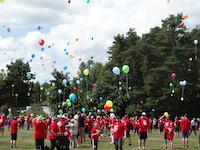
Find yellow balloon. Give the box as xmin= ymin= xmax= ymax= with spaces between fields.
xmin=83 ymin=69 xmax=89 ymax=76
xmin=106 ymin=100 xmax=113 ymax=107
xmin=164 ymin=112 xmax=169 ymax=117
xmin=0 ymin=0 xmax=5 ymax=3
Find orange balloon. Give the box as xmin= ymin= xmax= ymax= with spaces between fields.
xmin=183 ymin=15 xmax=188 ymax=20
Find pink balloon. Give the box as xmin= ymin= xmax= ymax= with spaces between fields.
xmin=171 ymin=73 xmax=176 ymax=79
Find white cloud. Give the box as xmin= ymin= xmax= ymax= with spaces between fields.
xmin=0 ymin=0 xmax=200 ymax=82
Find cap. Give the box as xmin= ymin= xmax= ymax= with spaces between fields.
xmin=141 ymin=112 xmax=146 ymax=116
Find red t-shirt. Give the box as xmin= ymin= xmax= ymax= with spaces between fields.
xmin=88 ymin=119 xmax=95 ymax=131
xmin=113 ymin=122 xmax=125 ymax=139
xmin=91 ymin=127 xmax=99 ymax=140
xmin=59 ymin=120 xmax=67 ymax=135
xmin=124 ymin=119 xmax=131 ymax=131
xmin=34 ymin=121 xmax=47 ymax=139
xmin=165 ymin=125 xmax=174 ymax=140
xmin=180 ymin=118 xmax=191 ymax=133
xmin=138 ymin=117 xmax=148 ymax=132
xmin=10 ymin=120 xmax=18 ymax=134
xmin=49 ymin=122 xmax=59 ymax=139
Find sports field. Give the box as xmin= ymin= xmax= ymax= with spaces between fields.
xmin=0 ymin=128 xmax=199 ymax=150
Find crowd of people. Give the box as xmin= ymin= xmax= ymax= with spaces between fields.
xmin=0 ymin=111 xmax=200 ymax=150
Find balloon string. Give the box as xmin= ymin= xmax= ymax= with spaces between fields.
xmin=181 ymin=86 xmax=184 ymax=97
xmin=119 ymin=75 xmax=130 ymax=99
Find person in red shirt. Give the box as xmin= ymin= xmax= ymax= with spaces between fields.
xmin=88 ymin=116 xmax=95 ymax=138
xmin=180 ymin=113 xmax=191 ymax=148
xmin=113 ymin=117 xmax=125 ymax=150
xmin=174 ymin=116 xmax=180 ymax=136
xmin=123 ymin=115 xmax=132 ymax=145
xmin=49 ymin=117 xmax=59 ymax=150
xmin=198 ymin=123 xmax=200 ymax=147
xmin=164 ymin=121 xmax=174 ymax=149
xmin=34 ymin=116 xmax=47 ymax=150
xmin=138 ymin=112 xmax=148 ymax=150
xmin=0 ymin=114 xmax=6 ymax=136
xmin=10 ymin=117 xmax=18 ymax=149
xmin=91 ymin=123 xmax=100 ymax=150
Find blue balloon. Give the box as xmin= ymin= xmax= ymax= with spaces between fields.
xmin=82 ymin=107 xmax=86 ymax=112
xmin=76 ymin=80 xmax=80 ymax=85
xmin=69 ymin=93 xmax=76 ymax=102
xmin=63 ymin=66 xmax=67 ymax=70
xmin=112 ymin=67 xmax=120 ymax=75
xmin=41 ymin=47 xmax=45 ymax=51
xmin=63 ymin=79 xmax=67 ymax=85
xmin=31 ymin=54 xmax=35 ymax=58
xmin=80 ymin=77 xmax=83 ymax=81
xmin=64 ymin=48 xmax=67 ymax=52
xmin=99 ymin=97 xmax=103 ymax=102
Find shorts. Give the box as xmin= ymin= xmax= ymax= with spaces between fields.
xmin=80 ymin=127 xmax=85 ymax=136
xmin=126 ymin=131 xmax=130 ymax=137
xmin=11 ymin=134 xmax=17 ymax=140
xmin=139 ymin=132 xmax=147 ymax=139
xmin=182 ymin=132 xmax=189 ymax=139
xmin=92 ymin=139 xmax=98 ymax=149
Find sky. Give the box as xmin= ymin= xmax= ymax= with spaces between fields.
xmin=0 ymin=0 xmax=200 ymax=83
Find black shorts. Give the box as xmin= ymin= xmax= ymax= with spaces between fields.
xmin=92 ymin=139 xmax=98 ymax=149
xmin=139 ymin=132 xmax=147 ymax=139
xmin=11 ymin=134 xmax=17 ymax=140
xmin=126 ymin=131 xmax=130 ymax=137
xmin=182 ymin=132 xmax=189 ymax=139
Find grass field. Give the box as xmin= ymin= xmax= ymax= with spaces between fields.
xmin=0 ymin=128 xmax=199 ymax=150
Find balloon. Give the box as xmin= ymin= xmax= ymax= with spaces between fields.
xmin=80 ymin=77 xmax=83 ymax=81
xmin=69 ymin=93 xmax=76 ymax=102
xmin=92 ymin=83 xmax=97 ymax=88
xmin=73 ymin=87 xmax=77 ymax=91
xmin=31 ymin=54 xmax=35 ymax=58
xmin=152 ymin=109 xmax=155 ymax=112
xmin=104 ymin=105 xmax=111 ymax=111
xmin=40 ymin=87 xmax=44 ymax=91
xmin=59 ymin=109 xmax=63 ymax=115
xmin=183 ymin=15 xmax=188 ymax=20
xmin=180 ymin=22 xmax=185 ymax=27
xmin=128 ymin=87 xmax=132 ymax=90
xmin=99 ymin=97 xmax=103 ymax=102
xmin=194 ymin=40 xmax=198 ymax=45
xmin=106 ymin=100 xmax=113 ymax=107
xmin=67 ymin=101 xmax=71 ymax=107
xmin=69 ymin=81 xmax=74 ymax=86
xmin=112 ymin=67 xmax=120 ymax=75
xmin=82 ymin=108 xmax=86 ymax=113
xmin=58 ymin=89 xmax=62 ymax=94
xmin=63 ymin=66 xmax=67 ymax=70
xmin=63 ymin=79 xmax=67 ymax=85
xmin=76 ymin=80 xmax=80 ymax=85
xmin=97 ymin=109 xmax=101 ymax=113
xmin=64 ymin=48 xmax=67 ymax=52
xmin=94 ymin=107 xmax=97 ymax=110
xmin=171 ymin=73 xmax=176 ymax=79
xmin=83 ymin=69 xmax=89 ymax=76
xmin=122 ymin=65 xmax=130 ymax=74
xmin=110 ymin=108 xmax=114 ymax=113
xmin=179 ymin=81 xmax=183 ymax=86
xmin=40 ymin=47 xmax=45 ymax=51
xmin=52 ymin=82 xmax=55 ymax=87
xmin=169 ymin=83 xmax=173 ymax=87
xmin=66 ymin=99 xmax=71 ymax=103
xmin=0 ymin=0 xmax=5 ymax=3
xmin=164 ymin=112 xmax=169 ymax=117
xmin=182 ymin=80 xmax=187 ymax=86
xmin=39 ymin=39 xmax=45 ymax=46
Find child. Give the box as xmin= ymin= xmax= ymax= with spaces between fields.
xmin=91 ymin=123 xmax=100 ymax=150
xmin=165 ymin=122 xmax=174 ymax=150
xmin=10 ymin=117 xmax=18 ymax=149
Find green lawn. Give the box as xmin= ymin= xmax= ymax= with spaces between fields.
xmin=0 ymin=128 xmax=199 ymax=150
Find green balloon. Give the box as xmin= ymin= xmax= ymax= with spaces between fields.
xmin=110 ymin=108 xmax=114 ymax=113
xmin=66 ymin=99 xmax=71 ymax=103
xmin=59 ymin=109 xmax=63 ymax=115
xmin=122 ymin=65 xmax=130 ymax=74
xmin=67 ymin=102 xmax=71 ymax=107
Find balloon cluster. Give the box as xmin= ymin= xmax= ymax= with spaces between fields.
xmin=104 ymin=100 xmax=113 ymax=111
xmin=112 ymin=65 xmax=130 ymax=75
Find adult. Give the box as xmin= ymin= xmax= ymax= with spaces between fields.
xmin=123 ymin=115 xmax=132 ymax=145
xmin=49 ymin=117 xmax=59 ymax=150
xmin=0 ymin=114 xmax=6 ymax=136
xmin=78 ymin=113 xmax=86 ymax=143
xmin=138 ymin=112 xmax=149 ymax=150
xmin=34 ymin=116 xmax=47 ymax=150
xmin=10 ymin=116 xmax=18 ymax=149
xmin=113 ymin=117 xmax=125 ymax=150
xmin=180 ymin=113 xmax=191 ymax=148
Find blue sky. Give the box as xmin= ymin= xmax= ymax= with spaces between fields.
xmin=0 ymin=0 xmax=200 ymax=82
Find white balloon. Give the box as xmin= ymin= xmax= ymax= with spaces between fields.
xmin=182 ymin=80 xmax=187 ymax=86
xmin=194 ymin=40 xmax=198 ymax=45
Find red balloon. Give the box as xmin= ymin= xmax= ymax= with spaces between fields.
xmin=92 ymin=83 xmax=97 ymax=88
xmin=39 ymin=39 xmax=45 ymax=46
xmin=73 ymin=87 xmax=77 ymax=91
xmin=104 ymin=105 xmax=111 ymax=111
